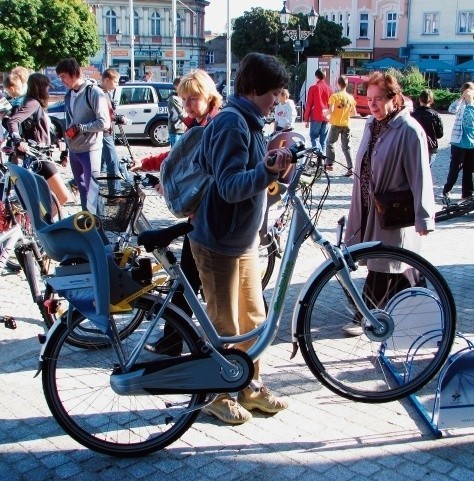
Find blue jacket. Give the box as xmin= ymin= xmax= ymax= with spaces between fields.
xmin=188 ymin=95 xmax=278 ymax=256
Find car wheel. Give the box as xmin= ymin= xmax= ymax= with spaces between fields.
xmin=149 ymin=121 xmax=170 ymax=147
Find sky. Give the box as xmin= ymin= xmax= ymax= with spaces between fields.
xmin=204 ymin=0 xmax=281 ymax=33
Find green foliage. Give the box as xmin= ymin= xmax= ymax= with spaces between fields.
xmin=0 ymin=0 xmax=99 ymax=70
xmin=388 ymin=66 xmax=458 ymax=110
xmin=231 ymin=8 xmax=350 ymax=64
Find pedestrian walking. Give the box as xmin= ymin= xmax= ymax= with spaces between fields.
xmin=325 ymin=75 xmax=356 ymax=175
xmin=442 ymin=82 xmax=474 ymax=200
xmin=303 ymin=68 xmax=332 ymax=154
xmin=411 ymin=89 xmax=444 ymax=166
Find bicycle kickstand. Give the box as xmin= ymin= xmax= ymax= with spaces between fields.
xmin=1 ymin=315 xmax=17 ymax=329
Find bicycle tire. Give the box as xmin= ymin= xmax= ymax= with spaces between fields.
xmin=260 ymin=240 xmax=277 ymax=290
xmin=42 ymin=300 xmax=206 ymax=457
xmin=435 ymin=201 xmax=474 ymax=223
xmin=2 ymin=208 xmax=33 ymax=272
xmin=297 ymin=243 xmax=456 ymax=403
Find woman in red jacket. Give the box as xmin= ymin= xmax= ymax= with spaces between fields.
xmin=133 ymin=70 xmax=223 ymax=355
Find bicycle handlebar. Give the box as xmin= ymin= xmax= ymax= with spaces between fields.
xmin=266 ymin=142 xmax=327 ymax=167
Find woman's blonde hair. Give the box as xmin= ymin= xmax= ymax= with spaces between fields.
xmin=279 ymin=89 xmax=290 ymax=100
xmin=177 ymin=69 xmax=223 ymax=110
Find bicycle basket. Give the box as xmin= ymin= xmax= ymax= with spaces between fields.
xmin=96 ymin=177 xmax=140 ymax=232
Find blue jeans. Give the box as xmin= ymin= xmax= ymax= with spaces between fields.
xmin=101 ymin=134 xmax=121 ymax=177
xmin=309 ymin=120 xmax=329 ymax=152
xmin=69 ymin=150 xmax=102 ymax=210
xmin=443 ymin=145 xmax=474 ymax=198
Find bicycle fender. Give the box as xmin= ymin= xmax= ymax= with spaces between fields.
xmin=110 ymin=348 xmax=254 ymax=395
xmin=290 ymin=241 xmax=382 ymax=348
xmin=35 ymin=318 xmax=64 ymax=377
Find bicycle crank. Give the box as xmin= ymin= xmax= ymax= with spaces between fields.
xmin=110 ymin=348 xmax=254 ymax=396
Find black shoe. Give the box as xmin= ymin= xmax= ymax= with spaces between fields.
xmin=145 ymin=334 xmax=183 ymax=356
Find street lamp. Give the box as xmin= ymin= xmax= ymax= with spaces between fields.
xmin=279 ymin=1 xmax=319 ymax=102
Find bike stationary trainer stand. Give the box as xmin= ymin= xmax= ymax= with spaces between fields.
xmin=380 ymin=288 xmax=474 ymax=438
xmin=407 ymin=333 xmax=474 ymax=438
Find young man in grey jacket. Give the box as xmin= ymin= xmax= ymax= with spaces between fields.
xmin=56 ymin=58 xmax=110 ymax=209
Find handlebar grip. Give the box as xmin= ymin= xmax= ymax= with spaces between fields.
xmin=266 ymin=142 xmax=306 ymax=167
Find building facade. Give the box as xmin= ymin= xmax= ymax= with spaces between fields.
xmin=87 ymin=0 xmax=209 ymax=80
xmin=287 ymin=0 xmax=474 ymax=86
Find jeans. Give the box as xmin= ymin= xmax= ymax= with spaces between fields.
xmin=309 ymin=120 xmax=329 ymax=152
xmin=189 ymin=240 xmax=265 ymax=380
xmin=101 ymin=134 xmax=121 ymax=177
xmin=69 ymin=149 xmax=102 ymax=210
xmin=325 ymin=125 xmax=353 ymax=169
xmin=443 ymin=145 xmax=474 ymax=198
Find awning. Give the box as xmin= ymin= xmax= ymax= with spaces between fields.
xmin=364 ymin=58 xmax=405 ymax=70
xmin=411 ymin=59 xmax=453 ymax=73
xmin=454 ymin=60 xmax=474 ymax=73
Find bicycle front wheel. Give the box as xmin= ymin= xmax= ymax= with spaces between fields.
xmin=297 ymin=243 xmax=456 ymax=403
xmin=42 ymin=301 xmax=206 ymax=457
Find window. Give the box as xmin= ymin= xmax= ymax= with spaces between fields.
xmin=177 ymin=60 xmax=184 ymax=76
xmin=151 ymin=12 xmax=161 ymax=36
xmin=105 ymin=9 xmax=117 ymax=35
xmin=134 ymin=10 xmax=139 ymax=36
xmin=423 ymin=12 xmax=439 ymax=34
xmin=386 ymin=12 xmax=397 ymax=38
xmin=347 ymin=13 xmax=350 ymax=36
xmin=458 ymin=11 xmax=474 ymax=34
xmin=176 ymin=14 xmax=182 ymax=37
xmin=332 ymin=14 xmax=336 ymax=23
xmin=205 ymin=51 xmax=215 ymax=64
xmin=359 ymin=13 xmax=369 ymax=37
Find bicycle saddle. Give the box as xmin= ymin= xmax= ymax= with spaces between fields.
xmin=138 ymin=222 xmax=193 ymax=252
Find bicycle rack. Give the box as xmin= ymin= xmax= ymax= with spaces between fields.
xmin=379 ymin=289 xmax=474 ymax=438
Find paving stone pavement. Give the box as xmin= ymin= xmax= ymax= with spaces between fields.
xmin=1 ymin=113 xmax=474 ymax=480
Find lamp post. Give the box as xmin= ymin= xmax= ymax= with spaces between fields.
xmin=279 ymin=1 xmax=318 ymax=102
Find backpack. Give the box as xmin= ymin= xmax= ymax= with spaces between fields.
xmin=160 ymin=107 xmax=245 ymax=218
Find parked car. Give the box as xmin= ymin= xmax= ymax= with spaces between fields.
xmin=346 ymin=75 xmax=413 ymax=117
xmin=47 ymin=81 xmax=175 ymax=147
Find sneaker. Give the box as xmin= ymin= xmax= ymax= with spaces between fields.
xmin=325 ymin=164 xmax=334 ymax=171
xmin=342 ymin=169 xmax=353 ymax=177
xmin=144 ymin=333 xmax=183 ymax=356
xmin=201 ymin=394 xmax=252 ymax=424
xmin=237 ymin=385 xmax=288 ymax=414
xmin=342 ymin=322 xmax=363 ymax=337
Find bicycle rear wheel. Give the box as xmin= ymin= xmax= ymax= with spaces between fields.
xmin=297 ymin=244 xmax=456 ymax=403
xmin=259 ymin=238 xmax=277 ymax=289
xmin=42 ymin=300 xmax=206 ymax=457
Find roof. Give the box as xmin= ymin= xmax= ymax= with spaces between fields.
xmin=365 ymin=58 xmax=405 ymax=70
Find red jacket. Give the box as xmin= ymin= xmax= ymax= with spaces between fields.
xmin=140 ymin=107 xmax=220 ymax=171
xmin=303 ymin=79 xmax=332 ymax=122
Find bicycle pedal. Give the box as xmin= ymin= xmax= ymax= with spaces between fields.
xmin=1 ymin=316 xmax=17 ymax=329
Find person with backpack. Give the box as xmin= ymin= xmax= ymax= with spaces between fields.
xmin=167 ymin=76 xmax=186 ymax=147
xmin=56 ymin=58 xmax=110 ymax=210
xmin=133 ymin=70 xmax=223 ymax=356
xmin=7 ymin=73 xmax=69 ymax=208
xmin=411 ymin=89 xmax=444 ymax=166
xmin=188 ymin=53 xmax=293 ymax=424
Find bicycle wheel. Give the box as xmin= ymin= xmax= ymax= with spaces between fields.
xmin=41 ymin=289 xmax=146 ymax=349
xmin=42 ymin=301 xmax=206 ymax=457
xmin=259 ymin=237 xmax=277 ymax=289
xmin=297 ymin=243 xmax=456 ymax=403
xmin=435 ymin=201 xmax=474 ymax=223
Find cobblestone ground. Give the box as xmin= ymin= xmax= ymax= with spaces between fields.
xmin=1 ymin=113 xmax=474 ymax=481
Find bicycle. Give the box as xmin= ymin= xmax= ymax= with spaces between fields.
xmin=435 ymin=195 xmax=474 ymax=223
xmin=30 ymin=141 xmax=456 ymax=457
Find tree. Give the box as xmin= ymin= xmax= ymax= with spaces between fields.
xmin=0 ymin=0 xmax=99 ymax=70
xmin=231 ymin=8 xmax=350 ymax=64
